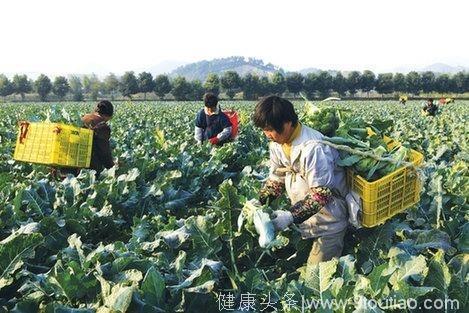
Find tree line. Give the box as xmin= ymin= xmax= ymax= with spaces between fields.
xmin=0 ymin=70 xmax=468 ymax=101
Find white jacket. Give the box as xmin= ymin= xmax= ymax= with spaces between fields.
xmin=268 ymin=125 xmax=348 ymax=238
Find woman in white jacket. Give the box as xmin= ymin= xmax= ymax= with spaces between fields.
xmin=253 ymin=95 xmax=348 ymax=266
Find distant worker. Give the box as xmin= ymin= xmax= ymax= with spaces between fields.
xmin=194 ymin=92 xmax=233 ymax=146
xmin=422 ymin=98 xmax=438 ymax=117
xmin=439 ymin=97 xmax=454 ymax=105
xmin=399 ymin=95 xmax=407 ymax=105
xmin=52 ymin=100 xmax=115 ymax=178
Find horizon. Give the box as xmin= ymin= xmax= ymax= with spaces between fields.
xmin=2 ymin=57 xmax=468 ymax=80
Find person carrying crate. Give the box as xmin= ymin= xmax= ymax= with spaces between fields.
xmin=82 ymin=100 xmax=115 ymax=173
xmin=194 ymin=92 xmax=235 ymax=146
xmin=53 ymin=100 xmax=115 ymax=178
xmin=252 ymin=95 xmax=348 ymax=266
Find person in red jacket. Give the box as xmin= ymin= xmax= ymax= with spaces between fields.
xmin=194 ymin=93 xmax=232 ymax=145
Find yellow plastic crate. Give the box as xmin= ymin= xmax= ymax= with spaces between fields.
xmin=14 ymin=122 xmax=93 ymax=168
xmin=347 ymin=134 xmax=424 ymax=228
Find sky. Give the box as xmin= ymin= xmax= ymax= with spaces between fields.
xmin=1 ymin=0 xmax=468 ymax=76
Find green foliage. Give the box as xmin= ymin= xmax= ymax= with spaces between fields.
xmin=1 ymin=70 xmax=469 ymax=102
xmin=0 ymin=100 xmax=467 ymax=311
xmin=68 ymin=75 xmax=84 ymax=101
xmin=103 ymin=73 xmax=120 ymax=100
xmin=82 ymin=74 xmax=102 ymax=101
xmin=154 ymin=74 xmax=172 ymax=99
xmin=171 ymin=76 xmax=192 ymax=100
xmin=405 ymin=71 xmax=421 ymax=95
xmin=34 ymin=74 xmax=52 ymax=101
xmin=258 ymin=76 xmax=272 ymax=97
xmin=360 ymin=70 xmax=376 ymax=94
xmin=317 ymin=71 xmax=334 ymax=98
xmin=286 ymin=72 xmax=304 ymax=96
xmin=203 ymin=73 xmax=220 ymax=95
xmin=12 ymin=74 xmax=32 ymax=100
xmin=303 ymin=72 xmax=320 ymax=99
xmin=242 ymin=73 xmax=260 ymax=100
xmin=119 ymin=71 xmax=139 ymax=99
xmin=0 ymin=74 xmax=14 ymax=98
xmin=220 ymin=71 xmax=242 ymax=99
xmin=333 ymin=72 xmax=348 ymax=97
xmin=451 ymin=71 xmax=469 ymax=93
xmin=392 ymin=73 xmax=407 ymax=93
xmin=191 ymin=80 xmax=205 ymax=101
xmin=0 ymin=231 xmax=43 ymax=289
xmin=52 ymin=76 xmax=70 ymax=100
xmin=421 ymin=71 xmax=436 ymax=93
xmin=302 ymin=102 xmax=340 ymax=137
xmin=375 ymin=73 xmax=394 ymax=95
xmin=137 ymin=72 xmax=155 ymax=100
xmin=347 ymin=71 xmax=361 ymax=96
xmin=435 ymin=74 xmax=453 ymax=93
xmin=270 ymin=71 xmax=287 ymax=96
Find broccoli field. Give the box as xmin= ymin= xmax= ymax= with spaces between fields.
xmin=0 ymin=100 xmax=467 ymax=312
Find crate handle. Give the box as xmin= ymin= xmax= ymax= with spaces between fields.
xmin=19 ymin=121 xmax=30 ymax=144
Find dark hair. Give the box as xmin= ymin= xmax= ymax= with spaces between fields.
xmin=203 ymin=92 xmax=218 ymax=108
xmin=253 ymin=95 xmax=298 ymax=133
xmin=427 ymin=98 xmax=434 ymax=103
xmin=95 ymin=100 xmax=114 ymax=116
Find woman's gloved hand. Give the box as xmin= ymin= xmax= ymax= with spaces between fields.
xmin=271 ymin=210 xmax=293 ymax=231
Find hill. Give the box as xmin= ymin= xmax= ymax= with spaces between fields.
xmin=169 ymin=56 xmax=283 ymax=81
xmin=392 ymin=63 xmax=469 ymax=74
xmin=421 ymin=63 xmax=468 ymax=74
